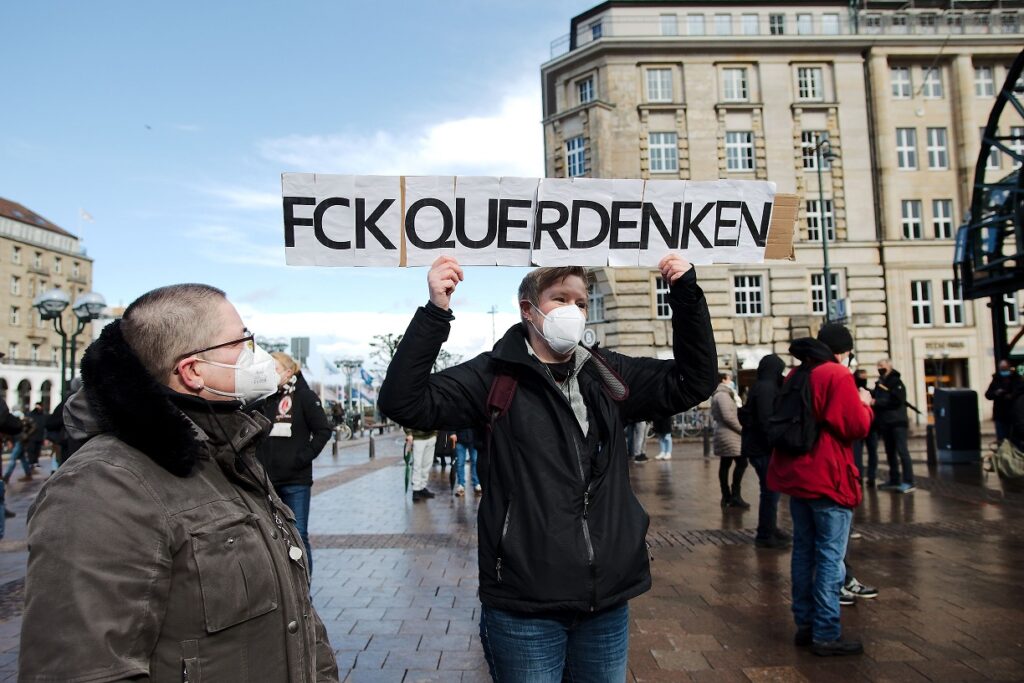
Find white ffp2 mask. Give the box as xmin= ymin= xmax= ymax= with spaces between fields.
xmin=197 ymin=344 xmax=279 ymax=405
xmin=530 ymin=303 xmax=586 ymax=356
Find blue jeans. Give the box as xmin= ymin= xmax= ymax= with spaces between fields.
xmin=749 ymin=456 xmax=780 ymax=541
xmin=455 ymin=443 xmax=479 ymax=487
xmin=3 ymin=441 xmax=30 ymax=480
xmin=274 ymin=484 xmax=312 ymax=575
xmin=790 ymin=497 xmax=852 ymax=642
xmin=479 ymin=603 xmax=629 ymax=682
xmin=658 ymin=433 xmax=672 ymax=454
xmin=0 ymin=478 xmax=5 ymax=539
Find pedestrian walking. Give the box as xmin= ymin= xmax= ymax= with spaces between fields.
xmin=873 ymin=359 xmax=915 ymax=493
xmin=627 ymin=421 xmax=650 ymax=462
xmin=2 ymin=411 xmax=33 ymax=484
xmin=379 ymin=255 xmax=716 ymax=681
xmin=405 ymin=428 xmax=438 ymax=501
xmin=653 ymin=414 xmax=674 ymax=460
xmin=255 ymin=351 xmax=333 ymax=576
xmin=741 ymin=354 xmax=789 ymax=547
xmin=712 ymin=372 xmax=749 ymax=509
xmin=985 ymin=360 xmax=1021 ymax=443
xmin=454 ymin=426 xmax=482 ymax=496
xmin=852 ymin=369 xmax=880 ymax=487
xmin=768 ymin=322 xmax=873 ymax=657
xmin=25 ymin=403 xmax=46 ymax=468
xmin=20 ymin=283 xmax=338 ymax=682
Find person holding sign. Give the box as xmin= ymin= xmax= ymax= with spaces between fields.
xmin=379 ymin=254 xmax=716 ymax=682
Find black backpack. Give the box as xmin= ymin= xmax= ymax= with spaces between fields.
xmin=765 ymin=363 xmax=820 ymax=456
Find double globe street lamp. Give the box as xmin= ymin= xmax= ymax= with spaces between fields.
xmin=32 ymin=288 xmax=107 ymax=399
xmin=813 ymin=137 xmax=840 ymax=323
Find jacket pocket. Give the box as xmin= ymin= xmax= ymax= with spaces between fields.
xmin=182 ymin=639 xmax=201 ymax=682
xmin=190 ymin=513 xmax=279 ymax=633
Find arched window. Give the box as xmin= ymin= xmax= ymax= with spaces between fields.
xmin=0 ymin=378 xmax=7 ymax=405
xmin=40 ymin=380 xmax=53 ymax=412
xmin=17 ymin=379 xmax=31 ymax=412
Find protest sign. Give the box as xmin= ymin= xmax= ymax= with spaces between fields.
xmin=282 ymin=174 xmax=796 ymax=267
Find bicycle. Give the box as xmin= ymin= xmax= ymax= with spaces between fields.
xmin=677 ymin=408 xmax=710 ymax=437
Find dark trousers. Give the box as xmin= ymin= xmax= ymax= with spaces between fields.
xmin=749 ymin=455 xmax=779 ymax=540
xmin=718 ymin=456 xmax=747 ymax=500
xmin=881 ymin=426 xmax=914 ymax=485
xmin=852 ymin=429 xmax=879 ymax=482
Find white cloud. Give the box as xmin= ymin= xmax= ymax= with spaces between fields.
xmin=185 ymin=223 xmax=285 ymax=267
xmin=203 ymin=186 xmax=280 ymax=210
xmin=257 ymin=82 xmax=544 ymax=177
xmin=234 ymin=306 xmax=520 ymax=380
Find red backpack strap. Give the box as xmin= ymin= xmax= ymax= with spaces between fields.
xmin=486 ymin=368 xmax=518 ymax=420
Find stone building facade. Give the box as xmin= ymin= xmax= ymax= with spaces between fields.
xmin=0 ymin=198 xmax=94 ymax=411
xmin=542 ymin=0 xmax=1024 ymax=421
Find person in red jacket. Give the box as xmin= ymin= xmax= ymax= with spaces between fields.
xmin=768 ymin=323 xmax=873 ymax=657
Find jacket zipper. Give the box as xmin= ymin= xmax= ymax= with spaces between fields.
xmin=496 ymin=503 xmax=513 ymax=583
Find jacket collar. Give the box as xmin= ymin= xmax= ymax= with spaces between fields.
xmin=77 ymin=319 xmax=268 ymax=477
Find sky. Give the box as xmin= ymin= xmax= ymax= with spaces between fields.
xmin=1 ymin=0 xmax=597 ymax=381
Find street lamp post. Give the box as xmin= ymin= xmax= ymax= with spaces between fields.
xmin=334 ymin=358 xmax=363 ymax=423
xmin=814 ymin=138 xmax=840 ymax=322
xmin=33 ymin=289 xmax=107 ymax=399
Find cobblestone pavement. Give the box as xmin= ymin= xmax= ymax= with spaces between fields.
xmin=1 ymin=429 xmax=1022 ymax=681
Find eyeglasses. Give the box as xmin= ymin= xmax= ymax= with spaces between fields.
xmin=178 ymin=329 xmax=255 ymax=362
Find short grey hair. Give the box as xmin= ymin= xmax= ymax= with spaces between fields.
xmin=121 ymin=284 xmax=227 ymax=382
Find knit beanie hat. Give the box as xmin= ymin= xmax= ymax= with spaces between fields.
xmin=817 ymin=323 xmax=854 ymax=354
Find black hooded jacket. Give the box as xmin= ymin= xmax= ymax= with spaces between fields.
xmin=256 ymin=374 xmax=332 ymax=487
xmin=378 ymin=270 xmax=717 ymax=614
xmin=873 ymin=369 xmax=908 ymax=428
xmin=740 ymin=354 xmax=786 ymax=460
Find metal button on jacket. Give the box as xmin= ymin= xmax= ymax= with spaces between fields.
xmin=287 ymin=620 xmax=298 ymax=633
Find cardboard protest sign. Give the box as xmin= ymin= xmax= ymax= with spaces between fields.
xmin=282 ymin=173 xmax=796 ymax=266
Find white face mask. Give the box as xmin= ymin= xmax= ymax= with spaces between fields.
xmin=529 ymin=303 xmax=586 ymax=356
xmin=197 ymin=344 xmax=279 ymax=405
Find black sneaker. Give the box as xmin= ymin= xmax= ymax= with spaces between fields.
xmin=634 ymin=453 xmax=649 ymax=463
xmin=421 ymin=488 xmax=436 ymax=499
xmin=839 ymin=589 xmax=856 ymax=606
xmin=772 ymin=528 xmax=792 ymax=542
xmin=844 ymin=577 xmax=878 ymax=599
xmin=811 ymin=639 xmax=864 ymax=656
xmin=412 ymin=489 xmax=426 ymax=502
xmin=755 ymin=536 xmax=790 ymax=549
xmin=794 ymin=626 xmax=812 ymax=647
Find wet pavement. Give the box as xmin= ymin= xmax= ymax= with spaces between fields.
xmin=1 ymin=428 xmax=1022 ymax=682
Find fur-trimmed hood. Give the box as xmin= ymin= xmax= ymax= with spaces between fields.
xmin=67 ymin=319 xmax=265 ymax=477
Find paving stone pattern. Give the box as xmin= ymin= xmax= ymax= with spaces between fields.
xmin=0 ymin=431 xmax=1022 ymax=681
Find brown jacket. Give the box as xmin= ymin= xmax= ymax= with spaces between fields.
xmin=19 ymin=320 xmax=338 ymax=682
xmin=711 ymin=383 xmax=742 ymax=458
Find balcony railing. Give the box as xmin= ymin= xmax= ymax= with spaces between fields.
xmin=551 ymin=9 xmax=1022 ymax=58
xmin=0 ymin=359 xmax=59 ymax=368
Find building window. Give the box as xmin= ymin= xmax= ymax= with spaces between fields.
xmin=725 ymin=131 xmax=754 ymax=171
xmin=1005 ymin=292 xmax=1020 ymax=325
xmin=910 ymin=281 xmax=933 ymax=326
xmin=590 ymin=21 xmax=602 ymax=40
xmin=1010 ymin=125 xmax=1023 ymax=169
xmin=796 ymin=13 xmax=812 ymax=34
xmin=769 ymin=13 xmax=785 ymax=35
xmin=806 ymin=199 xmax=835 ymax=241
xmin=722 ymin=67 xmax=748 ymax=101
xmin=733 ymin=275 xmax=764 ymax=316
xmin=918 ymin=12 xmax=938 ymax=33
xmin=891 ymin=66 xmax=912 ymax=98
xmin=566 ymin=136 xmax=586 ymax=177
xmin=687 ymin=14 xmax=705 ymax=36
xmin=864 ymin=14 xmax=883 ymax=34
xmin=7 ymin=343 xmax=17 ymax=360
xmin=11 ymin=246 xmax=20 ymax=264
xmin=901 ymin=200 xmax=923 ymax=239
xmin=10 ymin=276 xmax=19 ymax=296
xmin=921 ymin=67 xmax=944 ymax=98
xmin=714 ymin=13 xmax=731 ymax=35
xmin=54 ymin=257 xmax=62 ymax=274
xmin=9 ymin=306 xmax=19 ymax=326
xmin=577 ymin=77 xmax=594 ymax=105
xmin=942 ymin=280 xmax=965 ymax=326
xmin=797 ymin=67 xmax=823 ymax=101
xmin=587 ymin=284 xmax=604 ymax=323
xmin=926 ymin=127 xmax=948 ymax=169
xmin=891 ymin=13 xmax=909 ymax=34
xmin=801 ymin=131 xmax=830 ymax=170
xmin=821 ymin=13 xmax=840 ymax=34
xmin=741 ymin=13 xmax=759 ymax=35
xmin=896 ymin=128 xmax=918 ymax=169
xmin=983 ymin=127 xmax=1001 ymax=169
xmin=648 ymin=132 xmax=679 ymax=172
xmin=933 ymin=199 xmax=954 ymax=238
xmin=654 ymin=277 xmax=671 ymax=319
xmin=660 ymin=14 xmax=678 ymax=36
xmin=975 ymin=65 xmax=995 ymax=97
xmin=36 ymin=309 xmax=44 ymax=328
xmin=30 ymin=344 xmax=40 ymax=362
xmin=810 ymin=273 xmax=841 ymax=316
xmin=33 ymin=252 xmax=42 ymax=268
xmin=646 ymin=68 xmax=673 ymax=102
xmin=1000 ymin=12 xmax=1021 ymax=33
xmin=72 ymin=261 xmax=81 ymax=277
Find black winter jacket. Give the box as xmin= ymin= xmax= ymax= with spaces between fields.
xmin=740 ymin=354 xmax=785 ymax=460
xmin=378 ymin=270 xmax=716 ymax=614
xmin=255 ymin=375 xmax=332 ymax=487
xmin=872 ymin=369 xmax=908 ymax=429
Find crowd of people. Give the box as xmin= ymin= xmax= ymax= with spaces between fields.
xmin=4 ymin=256 xmax=1008 ymax=681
